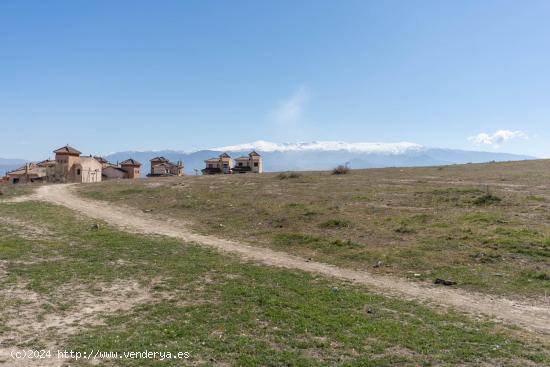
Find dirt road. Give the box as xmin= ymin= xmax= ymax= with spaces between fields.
xmin=27 ymin=184 xmax=550 ymax=336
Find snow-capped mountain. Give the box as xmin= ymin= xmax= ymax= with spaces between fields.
xmin=103 ymin=140 xmax=534 ymax=176
xmin=211 ymin=140 xmax=424 ymax=154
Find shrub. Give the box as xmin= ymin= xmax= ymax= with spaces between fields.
xmin=395 ymin=226 xmax=416 ymax=234
xmin=332 ymin=165 xmax=350 ymax=175
xmin=319 ymin=219 xmax=351 ymax=229
xmin=522 ymin=270 xmax=550 ymax=281
xmin=473 ymin=194 xmax=502 ymax=206
xmin=278 ymin=172 xmax=301 ymax=179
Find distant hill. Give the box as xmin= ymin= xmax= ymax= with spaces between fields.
xmin=0 ymin=158 xmax=27 ymax=176
xmin=104 ymin=141 xmax=534 ymax=176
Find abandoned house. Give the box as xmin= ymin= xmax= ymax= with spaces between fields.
xmin=232 ymin=151 xmax=263 ymax=173
xmin=94 ymin=156 xmax=110 ymax=167
xmin=102 ymin=159 xmax=142 ymax=180
xmin=5 ymin=144 xmax=104 ymax=184
xmin=148 ymin=156 xmax=184 ymax=176
xmin=53 ymin=145 xmax=103 ymax=183
xmin=202 ymin=152 xmax=234 ymax=174
xmin=5 ymin=162 xmax=49 ymax=184
xmin=202 ymin=151 xmax=262 ymax=174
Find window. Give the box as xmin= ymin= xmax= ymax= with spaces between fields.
xmin=77 ymin=169 xmax=81 ymax=175
xmin=223 ymin=163 xmax=228 ymax=167
xmin=208 ymin=164 xmax=213 ymax=168
xmin=238 ymin=162 xmax=243 ymax=167
xmin=13 ymin=178 xmax=19 ymax=184
xmin=254 ymin=162 xmax=258 ymax=167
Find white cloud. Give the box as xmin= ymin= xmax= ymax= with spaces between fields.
xmin=468 ymin=130 xmax=528 ymax=148
xmin=270 ymin=86 xmax=309 ymax=125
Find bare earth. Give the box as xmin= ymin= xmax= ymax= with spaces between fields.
xmin=26 ymin=184 xmax=550 ymax=337
xmin=0 ymin=280 xmax=152 ymax=367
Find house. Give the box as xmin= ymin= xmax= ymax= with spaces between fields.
xmin=6 ymin=163 xmax=47 ymax=184
xmin=120 ymin=159 xmax=141 ymax=178
xmin=5 ymin=145 xmax=143 ymax=184
xmin=101 ymin=159 xmax=141 ymax=180
xmin=6 ymin=159 xmax=58 ymax=184
xmin=232 ymin=151 xmax=263 ymax=173
xmin=148 ymin=157 xmax=183 ymax=176
xmin=202 ymin=151 xmax=262 ymax=174
xmin=53 ymin=145 xmax=102 ymax=183
xmin=102 ymin=164 xmax=127 ymax=180
xmin=94 ymin=156 xmax=110 ymax=168
xmin=202 ymin=152 xmax=233 ymax=174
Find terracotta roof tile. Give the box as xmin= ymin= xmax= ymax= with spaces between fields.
xmin=120 ymin=158 xmax=141 ymax=166
xmin=53 ymin=145 xmax=81 ymax=155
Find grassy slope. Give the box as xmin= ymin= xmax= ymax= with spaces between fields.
xmin=77 ymin=160 xmax=550 ymax=298
xmin=0 ymin=183 xmax=32 ymax=198
xmin=1 ymin=201 xmax=549 ymax=366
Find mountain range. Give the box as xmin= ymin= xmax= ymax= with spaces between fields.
xmin=104 ymin=141 xmax=533 ymax=175
xmin=0 ymin=158 xmax=27 ymax=177
xmin=0 ymin=141 xmax=535 ymax=176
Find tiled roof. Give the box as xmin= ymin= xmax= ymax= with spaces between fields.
xmin=219 ymin=152 xmax=231 ymax=158
xmin=53 ymin=145 xmax=81 ymax=155
xmin=37 ymin=159 xmax=57 ymax=167
xmin=94 ymin=156 xmax=109 ymax=164
xmin=150 ymin=156 xmax=169 ymax=162
xmin=120 ymin=158 xmax=141 ymax=166
xmin=249 ymin=150 xmax=261 ymax=157
xmin=7 ymin=163 xmax=42 ymax=176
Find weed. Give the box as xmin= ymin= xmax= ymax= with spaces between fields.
xmin=319 ymin=219 xmax=351 ymax=228
xmin=278 ymin=172 xmax=301 ymax=179
xmin=473 ymin=194 xmax=502 ymax=205
xmin=527 ymin=195 xmax=546 ymax=202
xmin=522 ymin=270 xmax=550 ymax=281
xmin=395 ymin=226 xmax=416 ymax=234
xmin=332 ymin=165 xmax=350 ymax=175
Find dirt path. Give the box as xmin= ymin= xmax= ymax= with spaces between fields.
xmin=26 ymin=184 xmax=550 ymax=336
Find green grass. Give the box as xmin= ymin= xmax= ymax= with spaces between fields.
xmin=75 ymin=161 xmax=550 ymax=298
xmin=1 ymin=201 xmax=549 ymax=366
xmin=0 ymin=183 xmax=32 ymax=198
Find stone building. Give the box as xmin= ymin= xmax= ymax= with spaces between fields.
xmin=53 ymin=145 xmax=102 ymax=183
xmin=203 ymin=151 xmax=262 ymax=174
xmin=6 ymin=145 xmax=144 ymax=184
xmin=120 ymin=159 xmax=141 ymax=178
xmin=99 ymin=158 xmax=142 ymax=180
xmin=202 ymin=153 xmax=233 ymax=174
xmin=148 ymin=157 xmax=183 ymax=176
xmin=5 ymin=163 xmax=47 ymax=184
xmin=233 ymin=151 xmax=263 ymax=173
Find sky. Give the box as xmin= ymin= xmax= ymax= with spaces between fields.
xmin=1 ymin=0 xmax=549 ymax=160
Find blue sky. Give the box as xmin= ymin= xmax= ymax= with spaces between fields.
xmin=1 ymin=0 xmax=549 ymax=160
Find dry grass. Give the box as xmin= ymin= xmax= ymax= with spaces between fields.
xmin=77 ymin=159 xmax=550 ymax=298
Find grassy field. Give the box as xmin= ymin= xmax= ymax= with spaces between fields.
xmin=1 ymin=200 xmax=550 ymax=366
xmin=0 ymin=183 xmax=33 ymax=198
xmin=77 ymin=160 xmax=550 ymax=299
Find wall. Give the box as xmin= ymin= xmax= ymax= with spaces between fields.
xmin=77 ymin=157 xmax=102 ymax=183
xmin=103 ymin=166 xmax=126 ymax=180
